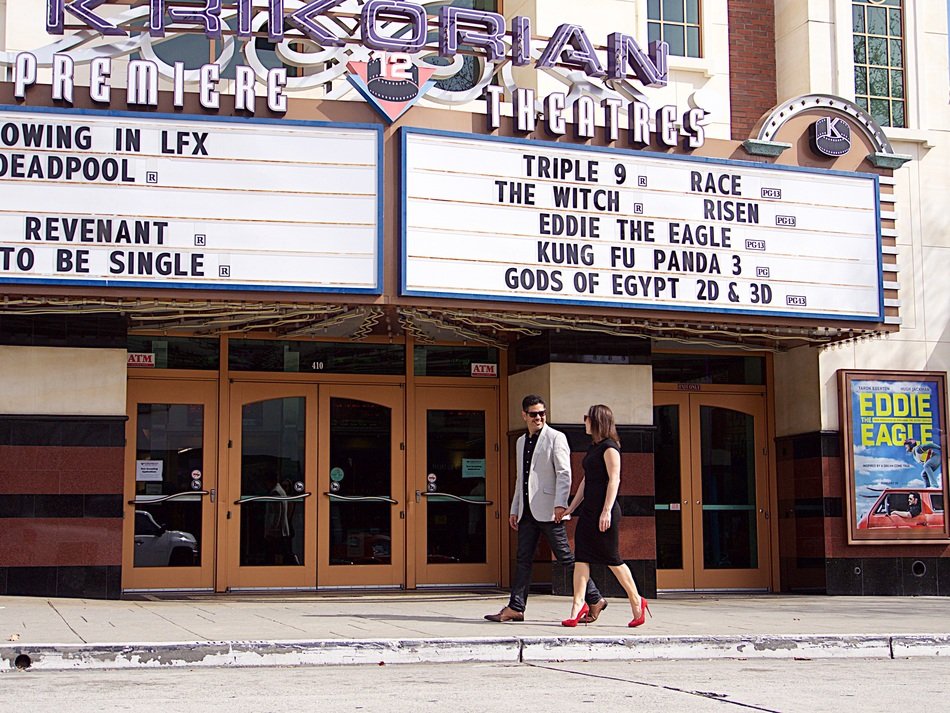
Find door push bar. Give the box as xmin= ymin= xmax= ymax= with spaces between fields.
xmin=417 ymin=490 xmax=494 ymax=506
xmin=323 ymin=493 xmax=398 ymax=504
xmin=234 ymin=493 xmax=313 ymax=505
xmin=129 ymin=490 xmax=209 ymax=505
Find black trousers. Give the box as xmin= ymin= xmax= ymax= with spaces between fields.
xmin=508 ymin=509 xmax=602 ymax=612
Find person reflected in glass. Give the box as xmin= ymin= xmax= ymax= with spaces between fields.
xmin=485 ymin=395 xmax=606 ymax=623
xmin=468 ymin=476 xmax=486 ymax=537
xmin=281 ymin=477 xmax=302 ymax=563
xmin=562 ymin=404 xmax=650 ymax=628
xmin=264 ymin=472 xmax=292 ymax=565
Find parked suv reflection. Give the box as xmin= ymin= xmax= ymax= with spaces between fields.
xmin=133 ymin=510 xmax=199 ymax=567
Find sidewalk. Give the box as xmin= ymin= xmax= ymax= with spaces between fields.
xmin=3 ymin=591 xmax=950 ymax=671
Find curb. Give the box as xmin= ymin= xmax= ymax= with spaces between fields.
xmin=0 ymin=638 xmax=522 ymax=672
xmin=3 ymin=633 xmax=949 ymax=672
xmin=521 ymin=634 xmax=896 ymax=661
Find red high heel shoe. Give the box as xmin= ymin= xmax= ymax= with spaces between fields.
xmin=628 ymin=599 xmax=652 ymax=628
xmin=561 ymin=603 xmax=590 ymax=628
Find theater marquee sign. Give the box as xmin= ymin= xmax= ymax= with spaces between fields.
xmin=0 ymin=107 xmax=382 ymax=293
xmin=401 ymin=129 xmax=883 ymax=321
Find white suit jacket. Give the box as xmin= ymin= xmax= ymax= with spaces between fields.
xmin=510 ymin=425 xmax=572 ymax=522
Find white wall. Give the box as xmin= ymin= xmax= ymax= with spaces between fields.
xmin=775 ymin=0 xmax=950 ymax=432
xmin=532 ymin=0 xmax=733 ymax=140
xmin=773 ymin=345 xmax=822 ymax=436
xmin=508 ymin=362 xmax=653 ymax=431
xmin=0 ymin=346 xmax=127 ymax=416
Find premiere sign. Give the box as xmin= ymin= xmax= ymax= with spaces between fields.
xmin=0 ymin=107 xmax=382 ymax=293
xmin=401 ymin=129 xmax=883 ymax=321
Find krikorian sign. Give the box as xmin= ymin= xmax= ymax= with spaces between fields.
xmin=44 ymin=0 xmax=668 ymax=86
xmin=25 ymin=1 xmax=690 ymax=135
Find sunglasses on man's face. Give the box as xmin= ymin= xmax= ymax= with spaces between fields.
xmin=525 ymin=410 xmax=546 ymax=418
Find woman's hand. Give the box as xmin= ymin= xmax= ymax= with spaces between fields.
xmin=599 ymin=510 xmax=611 ymax=532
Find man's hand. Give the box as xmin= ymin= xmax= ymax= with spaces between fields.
xmin=509 ymin=514 xmax=519 ymax=530
xmin=554 ymin=506 xmax=567 ymax=523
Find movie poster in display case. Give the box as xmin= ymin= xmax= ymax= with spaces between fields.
xmin=839 ymin=370 xmax=949 ymax=543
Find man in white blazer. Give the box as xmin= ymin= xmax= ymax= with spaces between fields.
xmin=485 ymin=395 xmax=605 ymax=622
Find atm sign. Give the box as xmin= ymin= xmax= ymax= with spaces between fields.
xmin=471 ymin=363 xmax=498 ymax=377
xmin=127 ymin=353 xmax=155 ymax=368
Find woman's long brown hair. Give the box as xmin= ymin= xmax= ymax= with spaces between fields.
xmin=587 ymin=404 xmax=620 ymax=446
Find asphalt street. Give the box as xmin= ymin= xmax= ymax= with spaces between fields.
xmin=1 ymin=657 xmax=944 ymax=713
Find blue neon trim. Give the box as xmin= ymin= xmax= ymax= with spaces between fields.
xmin=0 ymin=276 xmax=380 ymax=294
xmin=0 ymin=102 xmax=381 ymax=134
xmin=400 ymin=128 xmax=409 ymax=297
xmin=873 ymin=176 xmax=884 ymax=321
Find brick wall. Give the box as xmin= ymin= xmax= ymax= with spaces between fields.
xmin=0 ymin=421 xmax=125 ymax=598
xmin=776 ymin=432 xmax=950 ymax=596
xmin=0 ymin=315 xmax=127 ymax=598
xmin=554 ymin=426 xmax=657 ymax=599
xmin=728 ymin=0 xmax=778 ymax=140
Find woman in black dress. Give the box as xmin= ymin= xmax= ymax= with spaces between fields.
xmin=561 ymin=404 xmax=650 ymax=627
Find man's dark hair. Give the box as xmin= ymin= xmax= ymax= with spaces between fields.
xmin=522 ymin=394 xmax=545 ymax=412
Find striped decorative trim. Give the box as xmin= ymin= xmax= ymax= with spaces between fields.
xmin=618 ymin=495 xmax=655 ymax=517
xmin=0 ymin=314 xmax=127 ymax=349
xmin=557 ymin=425 xmax=655 ymax=453
xmin=0 ymin=416 xmax=126 ymax=447
xmin=0 ymin=495 xmax=122 ymax=519
xmin=775 ymin=431 xmax=841 ymax=460
xmin=0 ymin=565 xmax=121 ymax=599
xmin=787 ymin=497 xmax=843 ymax=519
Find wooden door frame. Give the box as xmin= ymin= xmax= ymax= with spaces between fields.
xmin=653 ymin=392 xmax=695 ymax=590
xmin=317 ymin=384 xmax=406 ymax=588
xmin=690 ymin=392 xmax=770 ymax=590
xmin=412 ymin=385 xmax=501 ymax=586
xmin=122 ymin=377 xmax=219 ymax=592
xmin=126 ymin=367 xmax=504 ymax=591
xmin=223 ymin=381 xmax=319 ymax=591
xmin=654 ymin=389 xmax=772 ymax=591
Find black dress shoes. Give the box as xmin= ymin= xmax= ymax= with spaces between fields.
xmin=484 ymin=606 xmax=524 ymax=622
xmin=581 ymin=598 xmax=608 ymax=623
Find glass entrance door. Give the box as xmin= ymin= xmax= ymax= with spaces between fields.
xmin=123 ymin=378 xmax=218 ymax=591
xmin=654 ymin=392 xmax=770 ymax=590
xmin=318 ymin=385 xmax=405 ymax=587
xmin=413 ymin=387 xmax=500 ymax=586
xmin=225 ymin=382 xmax=317 ymax=590
xmin=129 ymin=377 xmax=492 ymax=591
xmin=225 ymin=382 xmax=404 ymax=590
